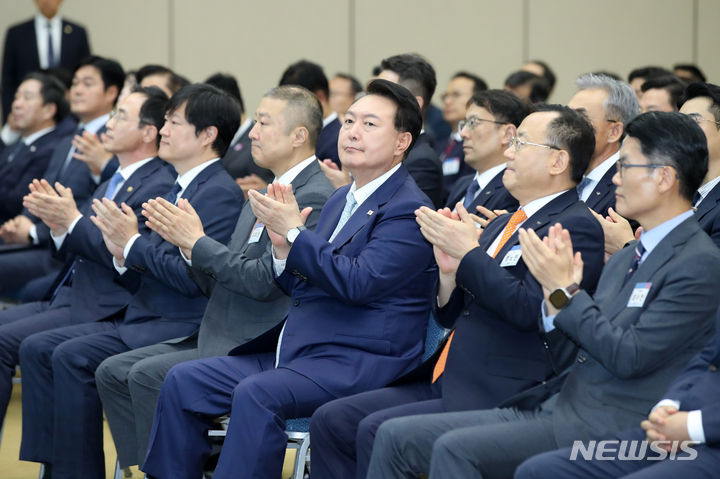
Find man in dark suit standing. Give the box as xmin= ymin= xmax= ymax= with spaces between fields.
xmin=94 ymin=85 xmax=335 ymax=470
xmin=367 ymin=112 xmax=720 ymax=479
xmin=378 ymin=54 xmax=444 ymax=208
xmin=141 ymin=79 xmax=437 ymax=479
xmin=569 ymin=73 xmax=639 ymax=217
xmin=310 ymin=105 xmax=605 ymax=479
xmin=516 ymin=306 xmax=720 ymax=478
xmin=17 ymin=84 xmax=243 ymax=479
xmin=0 ymin=72 xmax=68 ymax=222
xmin=2 ymin=0 xmax=90 ymax=122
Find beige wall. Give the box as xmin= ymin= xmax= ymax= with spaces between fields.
xmin=1 ymin=0 xmax=716 ymax=114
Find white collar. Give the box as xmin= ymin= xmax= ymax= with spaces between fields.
xmin=176 ymin=158 xmax=221 ymax=195
xmin=274 ymin=155 xmax=317 ymax=185
xmin=35 ymin=14 xmax=62 ymax=28
xmin=79 ymin=113 xmax=110 ymax=135
xmin=586 ymin=150 xmax=620 ymax=182
xmin=521 ymin=189 xmax=570 ymax=219
xmin=473 ymin=163 xmax=506 ymax=191
xmin=323 ymin=111 xmax=338 ymax=128
xmin=349 ymin=163 xmax=402 ymax=209
xmin=232 ymin=118 xmax=254 ymax=145
xmin=116 ymin=157 xmax=157 ymax=181
xmin=22 ymin=126 xmax=55 ymax=146
xmin=697 ymin=174 xmax=720 ymax=203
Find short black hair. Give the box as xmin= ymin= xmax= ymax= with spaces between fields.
xmin=364 ymin=79 xmax=422 ymax=159
xmin=505 ymin=71 xmax=551 ymax=103
xmin=627 ymin=66 xmax=672 ymax=84
xmin=452 ymin=71 xmax=488 ymax=93
xmin=467 ymin=90 xmax=529 ymax=127
xmin=674 ymin=64 xmax=706 ymax=83
xmin=534 ymin=104 xmax=595 ymax=183
xmin=279 ymin=60 xmax=329 ymax=99
xmin=132 ymin=86 xmax=169 ymax=148
xmin=625 ymin=111 xmax=707 ymax=201
xmin=205 ymin=72 xmax=245 ymax=114
xmin=682 ymin=82 xmax=720 ymax=126
xmin=333 ymin=73 xmax=363 ymax=96
xmin=526 ymin=60 xmax=556 ymax=91
xmin=21 ymin=71 xmax=69 ymax=123
xmin=135 ymin=64 xmax=173 ymax=84
xmin=641 ymin=75 xmax=686 ymax=110
xmin=75 ymin=56 xmax=125 ymax=105
xmin=165 ymin=83 xmax=240 ymax=158
xmin=379 ymin=53 xmax=437 ymax=120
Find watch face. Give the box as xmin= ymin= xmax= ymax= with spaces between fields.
xmin=549 ymin=288 xmax=569 ymax=309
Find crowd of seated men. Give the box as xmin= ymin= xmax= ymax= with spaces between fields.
xmin=0 ymin=50 xmax=719 ymax=479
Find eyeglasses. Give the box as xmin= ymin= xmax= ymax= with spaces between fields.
xmin=110 ymin=109 xmax=142 ymax=124
xmin=685 ymin=113 xmax=720 ymax=127
xmin=615 ymin=160 xmax=670 ymax=177
xmin=458 ymin=117 xmax=506 ymax=131
xmin=441 ymin=91 xmax=469 ymax=101
xmin=508 ymin=136 xmax=560 ymax=152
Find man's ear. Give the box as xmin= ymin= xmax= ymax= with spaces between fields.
xmin=608 ymin=121 xmax=624 ymax=144
xmin=292 ymin=126 xmax=309 ymax=148
xmin=201 ymin=125 xmax=218 ymax=148
xmin=395 ymin=131 xmax=412 ymax=158
xmin=549 ymin=149 xmax=571 ymax=177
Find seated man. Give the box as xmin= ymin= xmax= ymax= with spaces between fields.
xmin=0 ymin=86 xmax=174 ymax=436
xmin=94 ymin=85 xmax=335 ymax=470
xmin=366 ymin=111 xmax=720 ymax=479
xmin=310 ymin=104 xmax=605 ymax=479
xmin=17 ymin=84 xmax=244 ymax=479
xmin=516 ymin=306 xmax=720 ymax=478
xmin=141 ymin=79 xmax=437 ymax=479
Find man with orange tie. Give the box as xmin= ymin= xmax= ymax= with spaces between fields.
xmin=309 ymin=105 xmax=606 ymax=479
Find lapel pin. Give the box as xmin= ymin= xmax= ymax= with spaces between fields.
xmin=536 ymin=221 xmax=542 ymax=225
xmin=64 ymin=25 xmax=73 ymax=34
xmin=30 ymin=145 xmax=37 ymax=152
xmin=126 ymin=186 xmax=134 ymax=192
xmin=367 ymin=210 xmax=374 ymax=216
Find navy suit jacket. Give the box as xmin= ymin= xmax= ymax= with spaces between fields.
xmin=50 ymin=158 xmax=176 ymax=323
xmin=438 ymin=137 xmax=473 ymax=203
xmin=405 ymin=133 xmax=443 ymax=209
xmin=444 ymin=170 xmax=518 ymax=214
xmin=232 ymin=165 xmax=437 ymax=398
xmin=220 ymin=127 xmax=273 ymax=182
xmin=119 ymin=161 xmax=243 ymax=348
xmin=660 ymin=309 xmax=720 ymax=446
xmin=2 ymin=18 xmax=90 ymax=121
xmin=315 ymin=118 xmax=341 ymax=166
xmin=695 ymin=181 xmax=720 ymax=249
xmin=583 ymin=163 xmax=617 ymax=217
xmin=0 ymin=127 xmax=63 ymax=222
xmin=435 ymin=189 xmax=605 ymax=412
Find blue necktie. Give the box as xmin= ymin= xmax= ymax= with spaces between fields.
xmin=46 ymin=21 xmax=58 ymax=67
xmin=165 ymin=182 xmax=182 ymax=205
xmin=104 ymin=172 xmax=124 ymax=200
xmin=622 ymin=241 xmax=646 ymax=287
xmin=6 ymin=141 xmax=26 ymax=163
xmin=329 ymin=191 xmax=357 ymax=241
xmin=576 ymin=176 xmax=592 ymax=199
xmin=59 ymin=126 xmax=85 ymax=176
xmin=462 ymin=180 xmax=481 ymax=210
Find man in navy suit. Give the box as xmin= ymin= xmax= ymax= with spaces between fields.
xmin=367 ymin=112 xmax=720 ymax=479
xmin=0 ymin=56 xmax=123 ymax=300
xmin=0 ymin=85 xmax=173 ymax=451
xmin=310 ymin=105 xmax=605 ymax=479
xmin=516 ymin=307 xmax=720 ymax=479
xmin=569 ymin=73 xmax=639 ymax=217
xmin=1 ymin=0 xmax=90 ymax=123
xmin=17 ymin=84 xmax=243 ymax=479
xmin=0 ymin=72 xmax=68 ymax=222
xmin=140 ymin=79 xmax=437 ymax=479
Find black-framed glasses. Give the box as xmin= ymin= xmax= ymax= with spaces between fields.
xmin=508 ymin=136 xmax=560 ymax=152
xmin=615 ymin=160 xmax=670 ymax=177
xmin=459 ymin=116 xmax=506 ymax=132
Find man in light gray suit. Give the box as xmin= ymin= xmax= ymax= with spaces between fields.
xmin=94 ymin=85 xmax=335 ymax=469
xmin=365 ymin=112 xmax=720 ymax=478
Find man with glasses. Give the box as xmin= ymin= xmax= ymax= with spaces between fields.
xmin=311 ymin=105 xmax=606 ymax=479
xmin=568 ymin=73 xmax=639 ymax=217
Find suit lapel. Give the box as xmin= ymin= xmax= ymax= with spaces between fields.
xmin=695 ymin=181 xmax=720 ymax=222
xmin=113 ymin=158 xmax=167 ymax=205
xmin=585 ymin=164 xmax=616 ymax=210
xmin=473 ymin=170 xmax=506 ymax=210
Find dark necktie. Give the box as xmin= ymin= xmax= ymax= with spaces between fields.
xmin=693 ymin=191 xmax=702 ymax=207
xmin=59 ymin=126 xmax=85 ymax=176
xmin=461 ymin=180 xmax=481 ymax=210
xmin=622 ymin=241 xmax=646 ymax=287
xmin=6 ymin=141 xmax=26 ymax=163
xmin=47 ymin=21 xmax=58 ymax=67
xmin=165 ymin=182 xmax=182 ymax=205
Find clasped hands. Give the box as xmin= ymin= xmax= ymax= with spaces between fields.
xmin=641 ymin=405 xmax=692 ymax=451
xmin=247 ymin=182 xmax=312 ymax=260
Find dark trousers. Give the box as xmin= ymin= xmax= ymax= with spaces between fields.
xmin=310 ymin=380 xmax=441 ymax=479
xmin=141 ymin=353 xmax=336 ymax=479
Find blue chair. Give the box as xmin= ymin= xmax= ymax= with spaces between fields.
xmin=208 ymin=313 xmax=446 ymax=479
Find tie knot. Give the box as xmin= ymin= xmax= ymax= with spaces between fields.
xmin=76 ymin=126 xmax=85 ymax=137
xmin=507 ymin=208 xmax=528 ymax=227
xmin=635 ymin=241 xmax=645 ymax=257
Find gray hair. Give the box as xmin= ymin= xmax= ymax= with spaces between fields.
xmin=263 ymin=85 xmax=323 ymax=148
xmin=575 ymin=73 xmax=639 ymax=125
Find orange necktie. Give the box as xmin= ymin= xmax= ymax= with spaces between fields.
xmin=432 ymin=209 xmax=528 ymax=383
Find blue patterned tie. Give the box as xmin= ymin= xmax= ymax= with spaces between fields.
xmin=576 ymin=176 xmax=593 ymax=199
xmin=329 ymin=191 xmax=357 ymax=241
xmin=47 ymin=21 xmax=58 ymax=67
xmin=462 ymin=180 xmax=481 ymax=210
xmin=622 ymin=241 xmax=646 ymax=287
xmin=104 ymin=172 xmax=124 ymax=200
xmin=165 ymin=182 xmax=182 ymax=205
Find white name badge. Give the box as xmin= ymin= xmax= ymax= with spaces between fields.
xmin=627 ymin=282 xmax=652 ymax=308
xmin=500 ymin=245 xmax=522 ymax=267
xmin=443 ymin=157 xmax=461 ymax=176
xmin=248 ymin=222 xmax=264 ymax=244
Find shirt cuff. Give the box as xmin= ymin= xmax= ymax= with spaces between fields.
xmin=541 ymin=300 xmax=556 ymax=332
xmin=180 ymin=247 xmax=192 ymax=266
xmin=687 ymin=410 xmax=706 ymax=444
xmin=652 ymin=399 xmax=681 ymax=412
xmin=51 ymin=214 xmax=83 ymax=250
xmin=113 ymin=256 xmax=128 ymax=274
xmin=272 ymin=246 xmax=287 ymax=276
xmin=123 ymin=233 xmax=141 ymax=259
xmin=29 ymin=224 xmax=39 ymax=245
xmin=67 ymin=214 xmax=83 ymax=234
